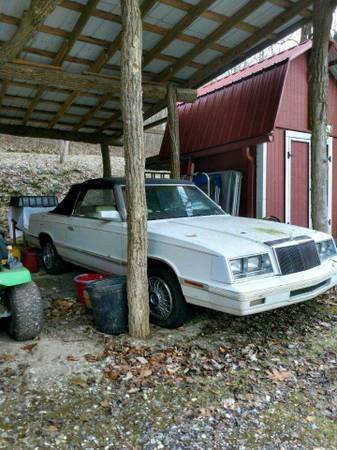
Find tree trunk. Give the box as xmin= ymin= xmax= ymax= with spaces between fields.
xmin=100 ymin=143 xmax=112 ymax=177
xmin=167 ymin=83 xmax=180 ymax=179
xmin=59 ymin=140 xmax=69 ymax=164
xmin=300 ymin=22 xmax=312 ymax=42
xmin=121 ymin=0 xmax=150 ymax=339
xmin=310 ymin=0 xmax=333 ymax=233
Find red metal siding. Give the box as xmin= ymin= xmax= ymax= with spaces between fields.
xmin=160 ymin=62 xmax=289 ymax=160
xmin=276 ymin=53 xmax=310 ymax=131
xmin=266 ymin=128 xmax=285 ymax=221
xmin=290 ymin=141 xmax=310 ymax=228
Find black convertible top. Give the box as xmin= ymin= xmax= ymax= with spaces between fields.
xmin=52 ymin=177 xmax=193 ymax=216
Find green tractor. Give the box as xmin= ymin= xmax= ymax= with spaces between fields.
xmin=0 ymin=234 xmax=43 ymax=341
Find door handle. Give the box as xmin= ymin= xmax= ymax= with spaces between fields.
xmin=68 ymin=226 xmax=74 ymax=231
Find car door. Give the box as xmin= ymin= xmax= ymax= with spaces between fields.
xmin=64 ymin=186 xmax=124 ymax=274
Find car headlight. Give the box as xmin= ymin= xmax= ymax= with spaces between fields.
xmin=229 ymin=254 xmax=273 ymax=280
xmin=316 ymin=239 xmax=337 ymax=262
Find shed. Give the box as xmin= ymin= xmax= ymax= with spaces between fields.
xmin=159 ymin=39 xmax=337 ymax=235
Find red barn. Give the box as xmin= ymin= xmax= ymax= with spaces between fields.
xmin=159 ymin=40 xmax=337 ymax=235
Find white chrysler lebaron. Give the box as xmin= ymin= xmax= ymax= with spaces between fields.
xmin=25 ymin=178 xmax=337 ymax=328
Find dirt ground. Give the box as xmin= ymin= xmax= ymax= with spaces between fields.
xmin=1 ymin=271 xmax=337 ymax=449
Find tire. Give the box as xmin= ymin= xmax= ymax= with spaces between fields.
xmin=41 ymin=240 xmax=67 ymax=274
xmin=7 ymin=282 xmax=43 ymax=341
xmin=148 ymin=266 xmax=189 ymax=329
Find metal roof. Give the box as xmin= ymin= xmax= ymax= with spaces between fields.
xmin=0 ymin=0 xmax=314 ymax=143
xmin=160 ymin=40 xmax=337 ymax=160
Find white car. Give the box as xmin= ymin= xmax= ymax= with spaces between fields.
xmin=25 ymin=178 xmax=337 ymax=328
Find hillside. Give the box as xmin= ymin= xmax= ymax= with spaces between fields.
xmin=0 ymin=152 xmax=125 ymax=235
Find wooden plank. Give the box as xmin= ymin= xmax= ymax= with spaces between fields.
xmin=0 ymin=123 xmax=123 ymax=145
xmin=121 ymin=0 xmax=150 ymax=339
xmin=73 ymin=94 xmax=112 ymax=131
xmin=153 ymin=0 xmax=267 ymax=82
xmin=189 ymin=0 xmax=313 ymax=86
xmin=0 ymin=0 xmax=62 ymax=64
xmin=167 ymin=84 xmax=180 ymax=178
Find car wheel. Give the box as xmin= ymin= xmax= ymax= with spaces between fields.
xmin=7 ymin=282 xmax=43 ymax=341
xmin=41 ymin=240 xmax=67 ymax=275
xmin=148 ymin=266 xmax=189 ymax=329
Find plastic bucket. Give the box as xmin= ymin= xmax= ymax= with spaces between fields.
xmin=74 ymin=273 xmax=105 ymax=304
xmin=23 ymin=248 xmax=39 ymax=273
xmin=86 ymin=276 xmax=128 ymax=335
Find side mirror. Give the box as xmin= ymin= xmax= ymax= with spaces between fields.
xmin=98 ymin=210 xmax=122 ymax=221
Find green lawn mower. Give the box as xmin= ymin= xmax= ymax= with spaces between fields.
xmin=0 ymin=233 xmax=43 ymax=341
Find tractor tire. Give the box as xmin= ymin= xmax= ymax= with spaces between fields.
xmin=148 ymin=266 xmax=189 ymax=329
xmin=7 ymin=281 xmax=43 ymax=341
xmin=41 ymin=240 xmax=67 ymax=275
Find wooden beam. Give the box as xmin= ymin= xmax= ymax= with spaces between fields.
xmin=0 ymin=61 xmax=197 ymax=102
xmin=0 ymin=123 xmax=123 ymax=145
xmin=153 ymin=0 xmax=267 ymax=82
xmin=121 ymin=0 xmax=150 ymax=338
xmin=189 ymin=0 xmax=313 ymax=87
xmin=167 ymin=84 xmax=180 ymax=178
xmin=0 ymin=81 xmax=8 ymax=112
xmin=143 ymin=0 xmax=217 ymax=68
xmin=100 ymin=143 xmax=112 ymax=177
xmin=0 ymin=0 xmax=62 ymax=64
xmin=144 ymin=116 xmax=167 ymax=130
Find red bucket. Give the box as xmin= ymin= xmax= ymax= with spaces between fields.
xmin=23 ymin=248 xmax=39 ymax=273
xmin=74 ymin=273 xmax=104 ymax=304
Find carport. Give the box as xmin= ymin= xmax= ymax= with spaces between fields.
xmin=0 ymin=0 xmax=332 ymax=338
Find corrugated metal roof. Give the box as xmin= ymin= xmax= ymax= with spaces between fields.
xmin=160 ymin=41 xmax=314 ymax=160
xmin=0 ymin=0 xmax=315 ymax=139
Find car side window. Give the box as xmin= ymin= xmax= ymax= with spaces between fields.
xmin=74 ymin=189 xmax=117 ymax=218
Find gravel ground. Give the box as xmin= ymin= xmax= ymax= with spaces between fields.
xmin=1 ymin=271 xmax=337 ymax=449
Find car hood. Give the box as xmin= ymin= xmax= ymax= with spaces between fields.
xmin=148 ymin=215 xmax=328 ymax=257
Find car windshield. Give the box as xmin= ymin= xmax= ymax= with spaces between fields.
xmin=124 ymin=184 xmax=225 ymax=220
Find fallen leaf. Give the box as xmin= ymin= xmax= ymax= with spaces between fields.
xmin=84 ymin=354 xmax=99 ymax=363
xmin=46 ymin=425 xmax=59 ymax=434
xmin=100 ymin=400 xmax=110 ymax=408
xmin=70 ymin=377 xmax=87 ymax=387
xmin=136 ymin=356 xmax=148 ymax=365
xmin=0 ymin=354 xmax=15 ymax=362
xmin=139 ymin=368 xmax=152 ymax=378
xmin=267 ymin=368 xmax=292 ymax=382
xmin=106 ymin=371 xmax=119 ymax=381
xmin=66 ymin=355 xmax=79 ymax=362
xmin=22 ymin=343 xmax=37 ymax=353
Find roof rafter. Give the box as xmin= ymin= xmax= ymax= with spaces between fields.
xmin=189 ymin=0 xmax=313 ymax=87
xmin=24 ymin=0 xmax=99 ymax=126
xmin=47 ymin=0 xmax=158 ymax=129
xmin=0 ymin=0 xmax=63 ymax=64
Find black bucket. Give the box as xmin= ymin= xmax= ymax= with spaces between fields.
xmin=86 ymin=276 xmax=128 ymax=335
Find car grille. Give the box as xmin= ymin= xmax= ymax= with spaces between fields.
xmin=274 ymin=240 xmax=321 ymax=275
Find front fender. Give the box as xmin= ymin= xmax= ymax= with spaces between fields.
xmin=0 ymin=267 xmax=32 ymax=287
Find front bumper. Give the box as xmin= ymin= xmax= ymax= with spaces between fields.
xmin=182 ymin=258 xmax=337 ymax=316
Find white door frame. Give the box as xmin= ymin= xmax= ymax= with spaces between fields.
xmin=256 ymin=142 xmax=268 ymax=218
xmin=285 ymin=130 xmax=333 ymax=230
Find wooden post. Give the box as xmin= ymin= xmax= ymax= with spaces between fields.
xmin=121 ymin=0 xmax=150 ymax=339
xmin=310 ymin=0 xmax=334 ymax=233
xmin=167 ymin=83 xmax=181 ymax=179
xmin=59 ymin=140 xmax=69 ymax=164
xmin=100 ymin=143 xmax=112 ymax=177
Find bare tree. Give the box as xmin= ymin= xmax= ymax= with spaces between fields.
xmin=300 ymin=23 xmax=313 ymax=42
xmin=310 ymin=0 xmax=334 ymax=233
